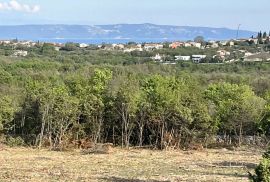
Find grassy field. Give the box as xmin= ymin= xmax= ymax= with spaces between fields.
xmin=0 ymin=146 xmax=263 ymax=182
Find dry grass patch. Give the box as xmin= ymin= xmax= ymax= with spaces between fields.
xmin=0 ymin=147 xmax=263 ymax=182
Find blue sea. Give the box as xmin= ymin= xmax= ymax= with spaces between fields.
xmin=30 ymin=38 xmax=181 ymax=44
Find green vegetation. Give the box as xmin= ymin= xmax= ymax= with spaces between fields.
xmin=0 ymin=41 xmax=270 ymax=150
xmin=250 ymin=147 xmax=270 ymax=182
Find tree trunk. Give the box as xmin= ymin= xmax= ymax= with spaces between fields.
xmin=39 ymin=105 xmax=49 ymax=149
xmin=238 ymin=122 xmax=243 ymax=146
xmin=139 ymin=125 xmax=144 ymax=147
xmin=160 ymin=122 xmax=165 ymax=150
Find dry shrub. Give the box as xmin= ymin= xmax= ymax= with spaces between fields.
xmin=81 ymin=143 xmax=114 ymax=154
xmin=77 ymin=139 xmax=95 ymax=149
xmin=188 ymin=143 xmax=204 ymax=151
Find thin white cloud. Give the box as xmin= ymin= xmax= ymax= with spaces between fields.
xmin=0 ymin=0 xmax=40 ymax=13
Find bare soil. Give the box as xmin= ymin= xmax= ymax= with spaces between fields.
xmin=0 ymin=147 xmax=263 ymax=182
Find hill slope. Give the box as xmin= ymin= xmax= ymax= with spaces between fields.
xmin=0 ymin=24 xmax=256 ymax=43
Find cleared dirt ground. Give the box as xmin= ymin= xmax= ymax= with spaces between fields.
xmin=0 ymin=147 xmax=263 ymax=182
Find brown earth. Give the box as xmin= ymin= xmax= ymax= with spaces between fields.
xmin=0 ymin=146 xmax=263 ymax=182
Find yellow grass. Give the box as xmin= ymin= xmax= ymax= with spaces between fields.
xmin=0 ymin=147 xmax=263 ymax=182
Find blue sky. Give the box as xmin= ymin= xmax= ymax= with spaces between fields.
xmin=0 ymin=0 xmax=268 ymax=31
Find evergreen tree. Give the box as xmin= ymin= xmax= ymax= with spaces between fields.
xmin=258 ymin=31 xmax=262 ymax=38
xmin=263 ymin=32 xmax=267 ymax=39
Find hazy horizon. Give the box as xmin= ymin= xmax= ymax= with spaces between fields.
xmin=0 ymin=0 xmax=268 ymax=32
xmin=0 ymin=23 xmax=258 ymax=32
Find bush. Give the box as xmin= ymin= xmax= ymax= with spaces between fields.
xmin=249 ymin=148 xmax=270 ymax=182
xmin=5 ymin=136 xmax=25 ymax=147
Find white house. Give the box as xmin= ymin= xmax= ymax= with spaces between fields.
xmin=220 ymin=41 xmax=228 ymax=46
xmin=217 ymin=50 xmax=231 ymax=57
xmin=252 ymin=39 xmax=259 ymax=45
xmin=54 ymin=47 xmax=61 ymax=51
xmin=244 ymin=52 xmax=254 ymax=57
xmin=190 ymin=42 xmax=202 ymax=48
xmin=192 ymin=55 xmax=206 ymax=63
xmin=152 ymin=54 xmax=163 ymax=61
xmin=211 ymin=43 xmax=219 ymax=48
xmin=175 ymin=56 xmax=191 ymax=61
xmin=144 ymin=44 xmax=163 ymax=51
xmin=79 ymin=43 xmax=89 ymax=48
xmin=112 ymin=44 xmax=125 ymax=50
xmin=13 ymin=50 xmax=28 ymax=57
xmin=2 ymin=40 xmax=11 ymax=44
xmin=184 ymin=43 xmax=191 ymax=47
xmin=229 ymin=41 xmax=235 ymax=47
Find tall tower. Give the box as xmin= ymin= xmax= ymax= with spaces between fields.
xmin=236 ymin=24 xmax=241 ymax=40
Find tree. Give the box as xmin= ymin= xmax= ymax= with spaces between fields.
xmin=49 ymin=85 xmax=79 ymax=149
xmin=205 ymin=83 xmax=265 ymax=145
xmin=249 ymin=147 xmax=270 ymax=182
xmin=263 ymin=32 xmax=268 ymax=39
xmin=259 ymin=91 xmax=270 ymax=135
xmin=23 ymin=80 xmax=54 ymax=148
xmin=0 ymin=96 xmax=16 ymax=135
xmin=40 ymin=43 xmax=57 ymax=56
xmin=258 ymin=31 xmax=263 ymax=39
xmin=141 ymin=74 xmax=212 ymax=149
xmin=61 ymin=42 xmax=78 ymax=51
xmin=114 ymin=76 xmax=141 ymax=148
xmin=77 ymin=68 xmax=112 ymax=143
xmin=194 ymin=36 xmax=205 ymax=43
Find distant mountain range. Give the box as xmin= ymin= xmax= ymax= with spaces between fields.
xmin=0 ymin=24 xmax=256 ymax=43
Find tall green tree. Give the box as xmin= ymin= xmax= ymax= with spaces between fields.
xmin=205 ymin=83 xmax=265 ymax=145
xmin=0 ymin=96 xmax=16 ymax=135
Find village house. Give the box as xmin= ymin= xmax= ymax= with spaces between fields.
xmin=244 ymin=52 xmax=254 ymax=57
xmin=210 ymin=42 xmax=219 ymax=48
xmin=151 ymin=53 xmax=163 ymax=62
xmin=18 ymin=41 xmax=36 ymax=48
xmin=1 ymin=40 xmax=11 ymax=45
xmin=123 ymin=46 xmax=143 ymax=52
xmin=229 ymin=41 xmax=235 ymax=47
xmin=220 ymin=40 xmax=228 ymax=46
xmin=251 ymin=38 xmax=259 ymax=45
xmin=192 ymin=55 xmax=207 ymax=63
xmin=213 ymin=43 xmax=219 ymax=48
xmin=112 ymin=44 xmax=125 ymax=50
xmin=123 ymin=43 xmax=143 ymax=52
xmin=136 ymin=44 xmax=142 ymax=48
xmin=190 ymin=42 xmax=202 ymax=49
xmin=175 ymin=55 xmax=191 ymax=61
xmin=79 ymin=43 xmax=89 ymax=48
xmin=184 ymin=42 xmax=191 ymax=47
xmin=169 ymin=42 xmax=184 ymax=49
xmin=144 ymin=43 xmax=163 ymax=51
xmin=216 ymin=50 xmax=231 ymax=58
xmin=54 ymin=47 xmax=61 ymax=51
xmin=13 ymin=50 xmax=28 ymax=57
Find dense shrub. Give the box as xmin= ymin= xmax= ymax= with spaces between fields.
xmin=250 ymin=148 xmax=270 ymax=182
xmin=5 ymin=136 xmax=25 ymax=147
